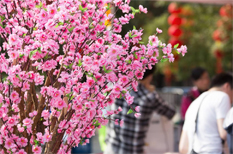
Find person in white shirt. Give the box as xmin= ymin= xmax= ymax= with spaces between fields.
xmin=223 ymin=107 xmax=233 ymax=153
xmin=179 ymin=72 xmax=233 ymax=154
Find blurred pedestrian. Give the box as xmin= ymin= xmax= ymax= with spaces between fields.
xmin=104 ymin=66 xmax=176 ymax=154
xmin=223 ymin=107 xmax=233 ymax=153
xmin=180 ymin=67 xmax=210 ymax=121
xmin=179 ymin=72 xmax=233 ymax=154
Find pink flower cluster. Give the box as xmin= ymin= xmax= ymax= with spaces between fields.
xmin=0 ymin=0 xmax=187 ymax=153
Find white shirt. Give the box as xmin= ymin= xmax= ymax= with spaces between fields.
xmin=183 ymin=91 xmax=231 ymax=154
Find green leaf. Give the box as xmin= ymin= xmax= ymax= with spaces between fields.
xmin=117 ymin=55 xmax=120 ymax=60
xmin=70 ymin=95 xmax=75 ymax=100
xmin=126 ymin=59 xmax=131 ymax=64
xmin=128 ymin=32 xmax=132 ymax=38
xmin=44 ymin=53 xmax=49 ymax=60
xmin=133 ymin=52 xmax=138 ymax=59
xmin=35 ymin=5 xmax=41 ymax=9
xmin=34 ymin=140 xmax=39 ymax=146
xmin=40 ymin=118 xmax=43 ymax=121
xmin=57 ymin=8 xmax=60 ymax=12
xmin=79 ymin=5 xmax=83 ymax=11
xmin=78 ymin=59 xmax=82 ymax=66
xmin=130 ymin=7 xmax=135 ymax=12
xmin=68 ymin=27 xmax=74 ymax=32
xmin=135 ymin=9 xmax=140 ymax=13
xmin=88 ymin=99 xmax=95 ymax=102
xmin=133 ymin=25 xmax=136 ymax=30
xmin=23 ymin=33 xmax=26 ymax=37
xmin=85 ymin=72 xmax=93 ymax=77
xmin=174 ymin=43 xmax=179 ymax=49
xmin=65 ymin=92 xmax=73 ymax=98
xmin=105 ymin=69 xmax=112 ymax=73
xmin=29 ymin=49 xmax=38 ymax=59
xmin=93 ymin=119 xmax=101 ymax=127
xmin=33 ymin=27 xmax=37 ymax=31
xmin=55 ymin=24 xmax=59 ymax=28
xmin=19 ymin=54 xmax=24 ymax=58
xmin=103 ymin=65 xmax=112 ymax=73
xmin=141 ymin=56 xmax=145 ymax=60
xmin=160 ymin=58 xmax=168 ymax=63
xmin=0 ymin=103 xmax=2 ymax=108
xmin=139 ymin=41 xmax=144 ymax=44
xmin=149 ymin=40 xmax=153 ymax=46
xmin=121 ymin=90 xmax=127 ymax=94
xmin=131 ymin=35 xmax=137 ymax=38
xmin=127 ymin=109 xmax=134 ymax=115
xmin=58 ymin=22 xmax=63 ymax=26
xmin=103 ymin=65 xmax=107 ymax=72
xmin=92 ymin=76 xmax=97 ymax=82
xmin=24 ymin=126 xmax=27 ymax=129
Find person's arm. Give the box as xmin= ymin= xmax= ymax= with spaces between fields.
xmin=179 ymin=130 xmax=189 ymax=154
xmin=217 ymin=118 xmax=227 ymax=140
xmin=153 ymin=92 xmax=175 ymax=119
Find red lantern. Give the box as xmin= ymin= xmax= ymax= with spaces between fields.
xmin=168 ymin=25 xmax=183 ymax=37
xmin=168 ymin=37 xmax=183 ymax=47
xmin=219 ymin=5 xmax=232 ymax=17
xmin=214 ymin=50 xmax=224 ymax=58
xmin=168 ymin=3 xmax=181 ymax=14
xmin=212 ymin=29 xmax=222 ymax=41
xmin=168 ymin=14 xmax=182 ymax=26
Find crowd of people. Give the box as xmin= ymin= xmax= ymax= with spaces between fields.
xmin=102 ymin=66 xmax=233 ymax=154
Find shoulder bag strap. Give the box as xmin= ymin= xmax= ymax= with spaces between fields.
xmin=191 ymin=94 xmax=208 ymax=152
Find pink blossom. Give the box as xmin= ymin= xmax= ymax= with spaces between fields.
xmin=42 ymin=60 xmax=57 ymax=71
xmin=112 ymin=85 xmax=122 ymax=94
xmin=44 ymin=133 xmax=52 ymax=142
xmin=17 ymin=137 xmax=28 ymax=147
xmin=156 ymin=28 xmax=163 ymax=34
xmin=17 ymin=124 xmax=24 ymax=133
xmin=118 ymin=107 xmax=122 ymax=112
xmin=135 ymin=106 xmax=140 ymax=112
xmin=32 ymin=145 xmax=41 ymax=154
xmin=139 ymin=5 xmax=148 ymax=13
xmin=8 ymin=117 xmax=17 ymax=127
xmin=41 ymin=110 xmax=50 ymax=119
xmin=134 ymin=113 xmax=141 ymax=118
xmin=16 ymin=149 xmax=27 ymax=154
xmin=125 ymin=95 xmax=134 ymax=105
xmin=177 ymin=45 xmax=187 ymax=56
xmin=22 ymin=82 xmax=30 ymax=92
xmin=10 ymin=91 xmax=19 ymax=102
xmin=39 ymin=33 xmax=48 ymax=42
xmin=5 ymin=139 xmax=15 ymax=149
xmin=23 ymin=118 xmax=33 ymax=126
xmin=115 ymin=119 xmax=119 ymax=125
xmin=120 ymin=119 xmax=124 ymax=127
xmin=135 ymin=70 xmax=143 ymax=79
xmin=56 ymin=100 xmax=67 ymax=110
xmin=9 ymin=34 xmax=19 ymax=45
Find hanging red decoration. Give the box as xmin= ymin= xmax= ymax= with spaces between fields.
xmin=168 ymin=14 xmax=182 ymax=26
xmin=212 ymin=29 xmax=222 ymax=41
xmin=219 ymin=5 xmax=232 ymax=17
xmin=168 ymin=25 xmax=183 ymax=37
xmin=168 ymin=37 xmax=183 ymax=47
xmin=168 ymin=3 xmax=182 ymax=14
